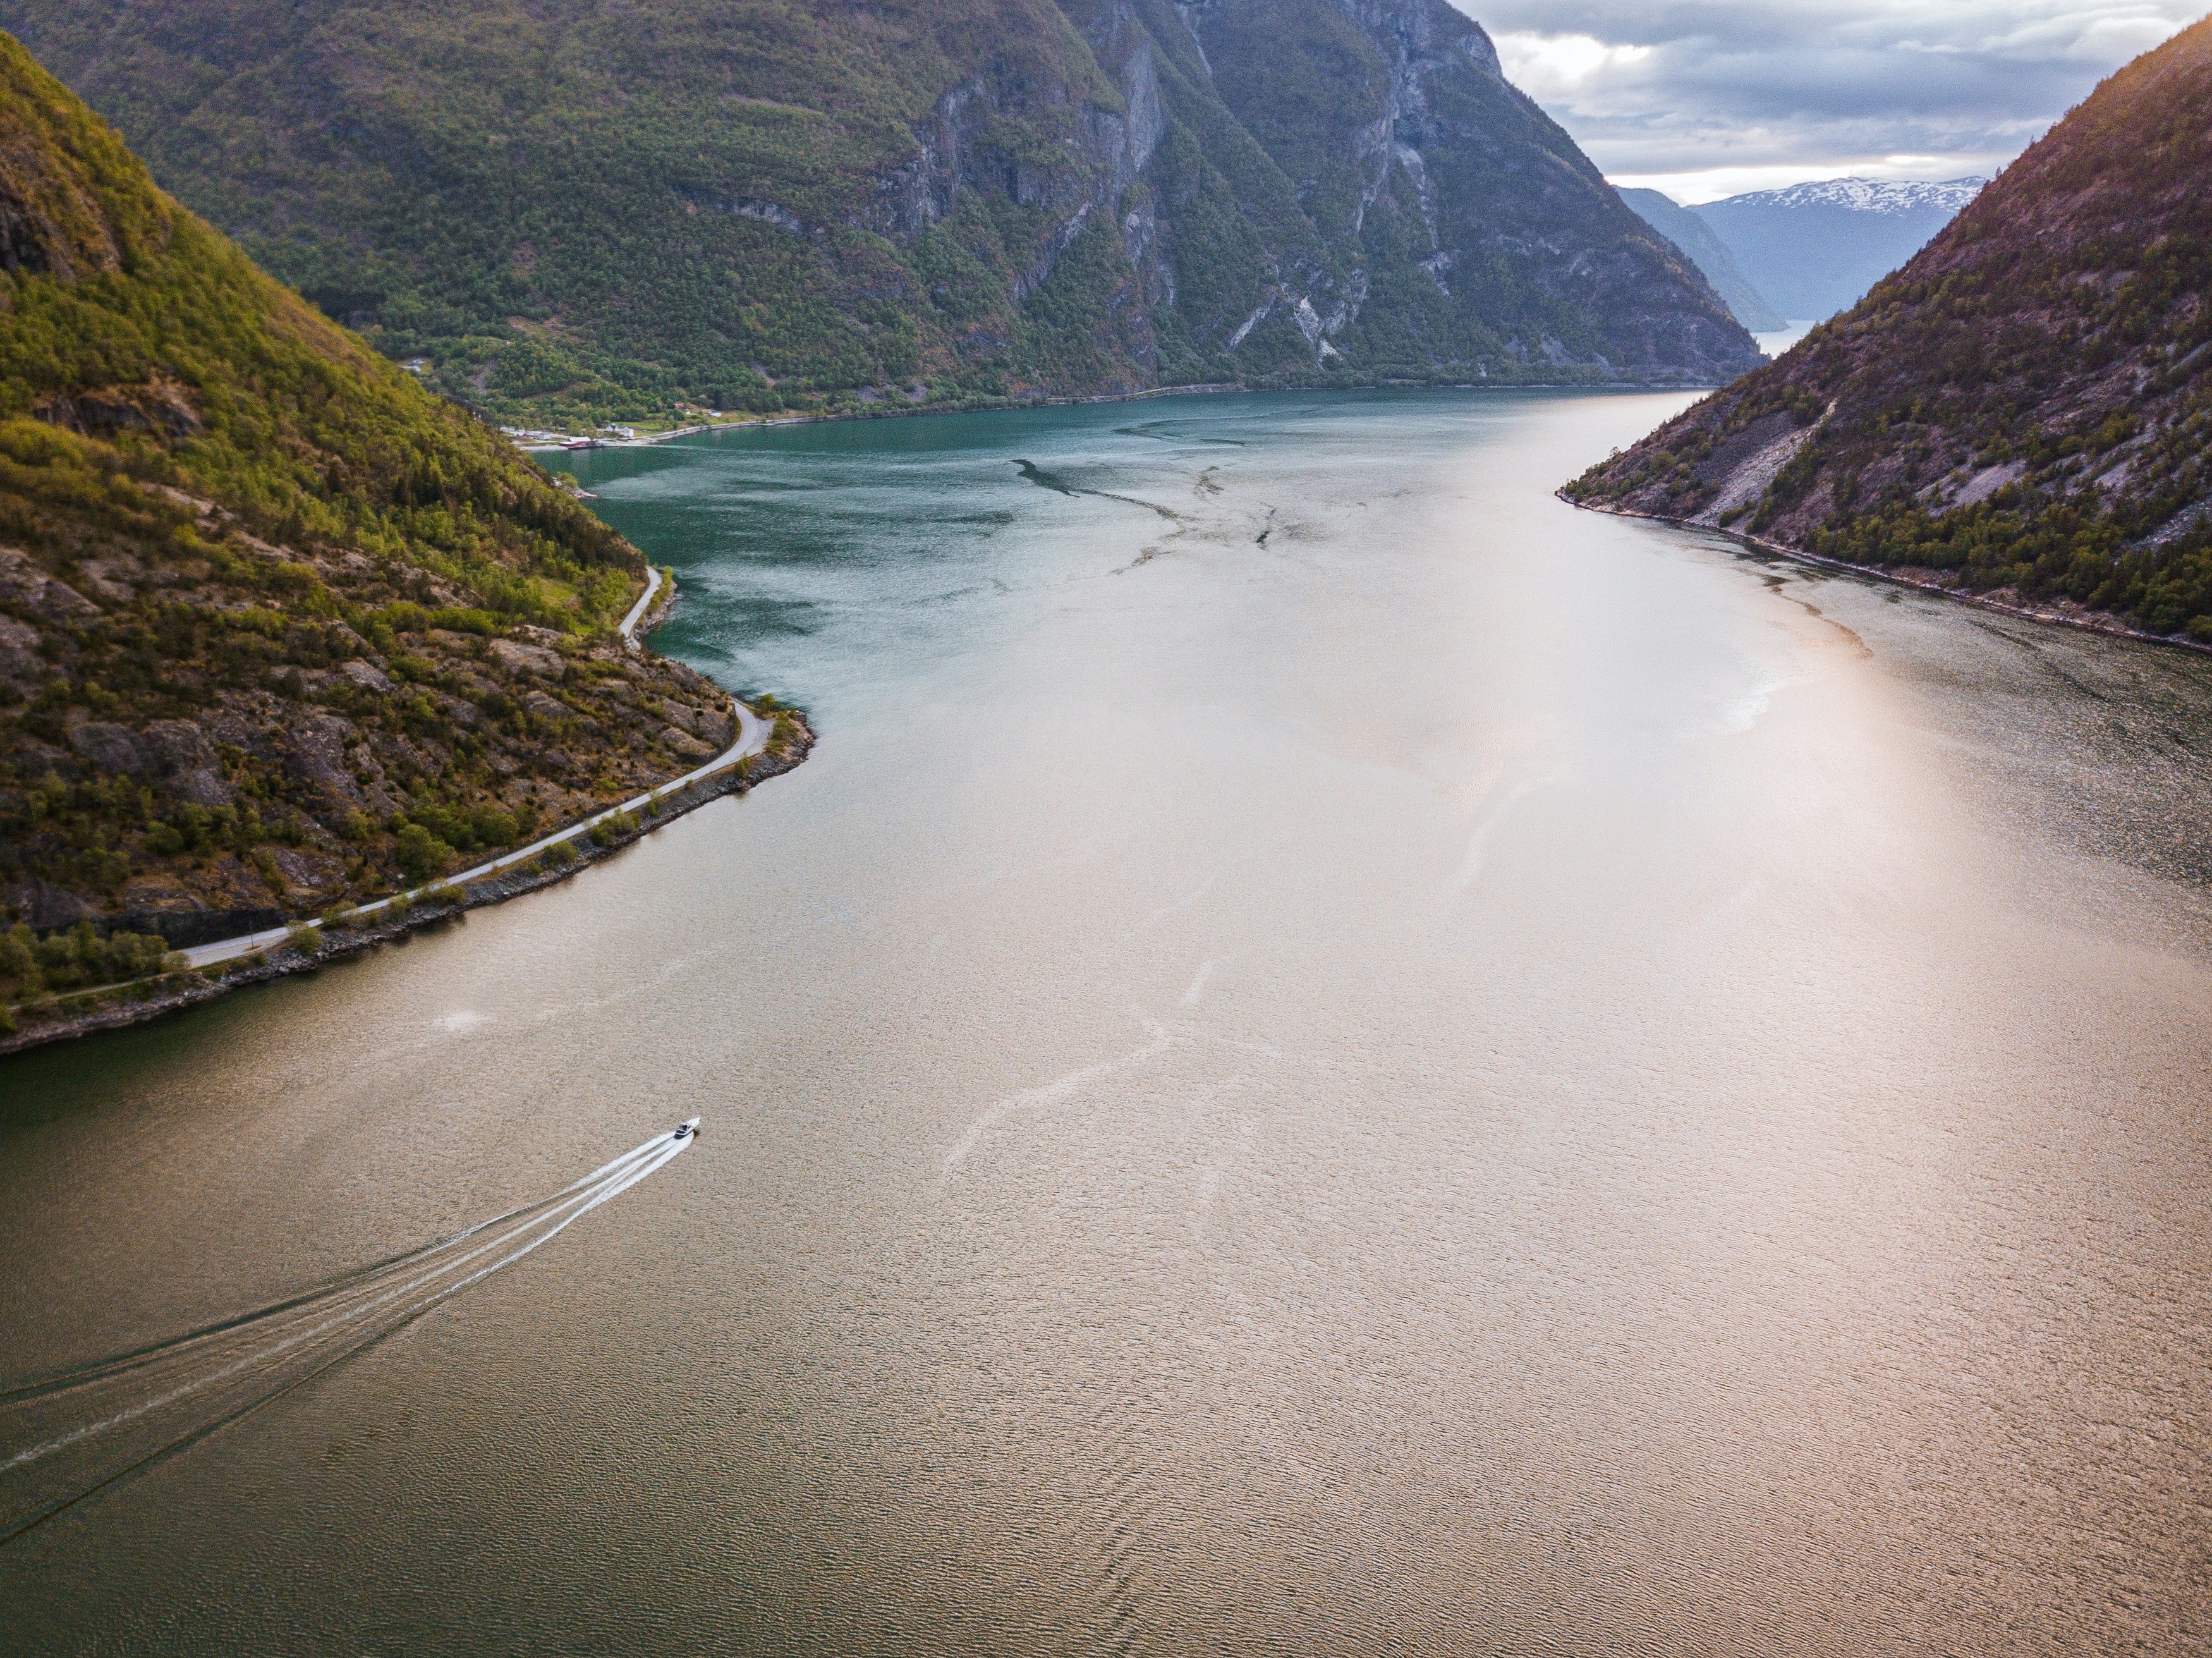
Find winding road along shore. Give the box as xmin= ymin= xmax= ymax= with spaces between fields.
xmin=3 ymin=565 xmax=807 ymax=1056
xmin=185 ymin=565 xmax=760 ymax=968
xmin=183 ymin=702 xmax=770 ymax=968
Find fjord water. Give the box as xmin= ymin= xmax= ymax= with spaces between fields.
xmin=5 ymin=392 xmax=2211 ymax=1654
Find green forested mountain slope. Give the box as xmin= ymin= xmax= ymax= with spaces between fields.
xmin=0 ymin=0 xmax=1758 ymax=423
xmin=0 ymin=32 xmax=747 ymax=982
xmin=1566 ymin=19 xmax=2212 ymax=643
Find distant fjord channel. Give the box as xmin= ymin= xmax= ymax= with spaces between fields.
xmin=6 ymin=390 xmax=2212 ymax=1655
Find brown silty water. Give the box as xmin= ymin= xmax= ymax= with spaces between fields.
xmin=2 ymin=391 xmax=2208 ymax=1654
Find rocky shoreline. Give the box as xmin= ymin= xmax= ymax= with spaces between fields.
xmin=1566 ymin=494 xmax=2212 ymax=659
xmin=0 ymin=714 xmax=813 ymax=1059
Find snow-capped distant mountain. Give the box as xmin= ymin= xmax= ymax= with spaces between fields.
xmin=1722 ymin=178 xmax=1986 ymax=216
xmin=1695 ymin=177 xmax=1986 ymax=320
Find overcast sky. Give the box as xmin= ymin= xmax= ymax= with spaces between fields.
xmin=1455 ymin=1 xmax=2206 ymax=200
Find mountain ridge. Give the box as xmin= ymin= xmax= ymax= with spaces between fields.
xmin=0 ymin=0 xmax=1760 ymax=424
xmin=1563 ymin=20 xmax=2212 ymax=645
xmin=1615 ymin=187 xmax=1786 ymax=332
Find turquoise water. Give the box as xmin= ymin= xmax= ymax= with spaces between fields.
xmin=4 ymin=392 xmax=2211 ymax=1654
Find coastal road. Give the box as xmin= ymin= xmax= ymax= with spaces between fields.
xmin=181 ymin=570 xmax=767 ymax=970
xmin=617 ymin=565 xmax=662 ymax=643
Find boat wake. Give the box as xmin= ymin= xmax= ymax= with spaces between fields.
xmin=0 ymin=1122 xmax=696 ymax=1545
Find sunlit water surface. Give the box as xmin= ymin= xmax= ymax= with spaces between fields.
xmin=4 ymin=392 xmax=2210 ymax=1654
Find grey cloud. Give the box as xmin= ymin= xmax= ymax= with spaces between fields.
xmin=1456 ymin=1 xmax=2204 ymax=183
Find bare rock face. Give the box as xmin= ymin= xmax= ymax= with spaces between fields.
xmin=119 ymin=892 xmax=286 ymax=949
xmin=142 ymin=718 xmax=234 ymax=806
xmin=0 ymin=183 xmax=58 ymax=275
xmin=271 ymin=847 xmax=347 ymax=898
xmin=77 ymin=553 xmax=144 ymax=601
xmin=661 ymin=726 xmax=715 ymax=762
xmin=657 ymin=697 xmax=732 ymax=747
xmin=341 ymin=657 xmax=392 ymax=692
xmin=0 ymin=546 xmax=100 ymax=620
xmin=0 ymin=612 xmax=40 ymax=690
xmin=36 ymin=379 xmax=202 ymax=439
xmin=281 ymin=710 xmax=365 ymax=808
xmin=490 ymin=637 xmax=566 ymax=678
xmin=68 ymin=721 xmax=145 ymax=775
xmin=64 ymin=717 xmax=233 ymax=803
xmin=650 ymin=697 xmax=690 ymax=734
xmin=3 ymin=875 xmax=98 ymax=930
xmin=203 ymin=704 xmax=280 ymax=761
xmin=0 ymin=151 xmax=123 ymax=282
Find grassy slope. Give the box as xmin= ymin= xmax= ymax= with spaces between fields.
xmin=1565 ymin=20 xmax=2212 ymax=642
xmin=0 ymin=0 xmax=1756 ymax=425
xmin=0 ymin=32 xmax=754 ymax=1005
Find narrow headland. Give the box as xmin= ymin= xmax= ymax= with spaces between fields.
xmin=1 ymin=568 xmax=814 ymax=1058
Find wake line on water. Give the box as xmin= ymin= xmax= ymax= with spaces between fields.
xmin=0 ymin=1135 xmax=669 ymax=1408
xmin=0 ymin=1126 xmax=693 ymax=1545
xmin=941 ymin=1017 xmax=1176 ymax=1179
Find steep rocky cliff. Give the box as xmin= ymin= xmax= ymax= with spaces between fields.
xmin=0 ymin=33 xmax=758 ymax=978
xmin=0 ymin=0 xmax=1758 ymax=422
xmin=1565 ymin=20 xmax=2212 ymax=645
